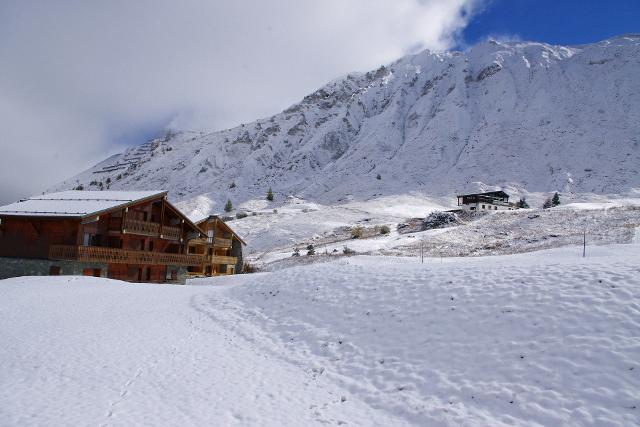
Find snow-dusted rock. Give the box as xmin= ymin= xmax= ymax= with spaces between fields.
xmin=53 ymin=35 xmax=640 ymax=215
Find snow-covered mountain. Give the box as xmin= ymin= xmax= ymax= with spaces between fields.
xmin=53 ymin=35 xmax=640 ymax=212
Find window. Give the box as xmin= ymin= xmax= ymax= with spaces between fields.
xmin=482 ymin=205 xmax=485 ymax=209
xmin=108 ymin=236 xmax=122 ymax=248
xmin=470 ymin=207 xmax=475 ymax=210
xmin=84 ymin=233 xmax=103 ymax=246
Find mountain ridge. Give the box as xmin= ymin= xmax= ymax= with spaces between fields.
xmin=52 ymin=35 xmax=640 ymax=213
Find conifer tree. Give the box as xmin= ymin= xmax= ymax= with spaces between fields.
xmin=224 ymin=199 xmax=233 ymax=212
xmin=517 ymin=197 xmax=530 ymax=209
xmin=552 ymin=192 xmax=561 ymax=207
xmin=266 ymin=187 xmax=274 ymax=201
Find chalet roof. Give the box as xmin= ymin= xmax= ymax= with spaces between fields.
xmin=0 ymin=190 xmax=166 ymax=218
xmin=456 ymin=190 xmax=509 ymax=198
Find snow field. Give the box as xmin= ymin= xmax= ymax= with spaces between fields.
xmin=1 ymin=243 xmax=639 ymax=426
xmin=196 ymin=244 xmax=640 ymax=426
xmin=0 ymin=277 xmax=405 ymax=426
xmin=237 ymin=199 xmax=640 ymax=268
xmin=225 ymin=194 xmax=448 ymax=255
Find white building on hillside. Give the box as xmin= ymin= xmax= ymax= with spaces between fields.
xmin=456 ymin=191 xmax=516 ymax=211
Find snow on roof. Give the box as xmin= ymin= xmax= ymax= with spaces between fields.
xmin=0 ymin=190 xmax=165 ymax=218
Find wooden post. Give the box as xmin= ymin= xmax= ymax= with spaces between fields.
xmin=159 ymin=198 xmax=165 ymax=238
xmin=122 ymin=207 xmax=127 ymax=234
xmin=180 ymin=219 xmax=184 ymax=253
xmin=583 ymin=230 xmax=586 ymax=258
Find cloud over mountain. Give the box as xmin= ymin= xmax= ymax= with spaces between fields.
xmin=0 ymin=0 xmax=481 ymax=204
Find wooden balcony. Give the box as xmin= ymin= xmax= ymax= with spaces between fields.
xmin=162 ymin=226 xmax=182 ymax=241
xmin=214 ymin=237 xmax=232 ymax=248
xmin=123 ymin=218 xmax=159 ymax=236
xmin=210 ymin=255 xmax=237 ymax=265
xmin=49 ymin=245 xmax=204 ymax=266
xmin=189 ymin=237 xmax=233 ymax=248
xmin=123 ymin=218 xmax=182 ymax=241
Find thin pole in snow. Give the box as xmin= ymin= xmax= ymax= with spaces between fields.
xmin=583 ymin=230 xmax=586 ymax=258
xmin=421 ymin=241 xmax=424 ymax=263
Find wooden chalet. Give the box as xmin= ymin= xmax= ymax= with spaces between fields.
xmin=456 ymin=190 xmax=516 ymax=211
xmin=0 ymin=191 xmax=206 ymax=283
xmin=187 ymin=215 xmax=246 ymax=277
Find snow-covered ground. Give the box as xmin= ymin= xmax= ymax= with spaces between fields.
xmin=215 ymin=193 xmax=449 ymax=256
xmin=2 ymin=243 xmax=639 ymax=426
xmin=223 ymin=195 xmax=640 ymax=268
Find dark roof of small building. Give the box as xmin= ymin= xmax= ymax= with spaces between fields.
xmin=456 ymin=190 xmax=509 ymax=198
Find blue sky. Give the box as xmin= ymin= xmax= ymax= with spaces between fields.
xmin=464 ymin=0 xmax=640 ymax=46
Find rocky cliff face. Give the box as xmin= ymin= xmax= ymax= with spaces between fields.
xmin=54 ymin=35 xmax=640 ymax=212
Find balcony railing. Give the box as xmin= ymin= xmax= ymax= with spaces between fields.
xmin=189 ymin=237 xmax=233 ymax=247
xmin=122 ymin=218 xmax=182 ymax=240
xmin=49 ymin=245 xmax=204 ymax=266
xmin=162 ymin=226 xmax=182 ymax=241
xmin=210 ymin=255 xmax=237 ymax=265
xmin=123 ymin=218 xmax=159 ymax=236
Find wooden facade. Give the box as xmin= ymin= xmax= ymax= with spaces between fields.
xmin=0 ymin=191 xmax=207 ymax=283
xmin=187 ymin=216 xmax=246 ymax=277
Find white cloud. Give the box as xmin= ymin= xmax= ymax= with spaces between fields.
xmin=0 ymin=0 xmax=482 ymax=203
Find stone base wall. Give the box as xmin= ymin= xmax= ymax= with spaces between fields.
xmin=166 ymin=265 xmax=189 ymax=285
xmin=232 ymin=239 xmax=244 ymax=273
xmin=0 ymin=257 xmax=188 ymax=284
xmin=0 ymin=257 xmax=107 ymax=280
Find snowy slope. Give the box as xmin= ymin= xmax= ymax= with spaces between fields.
xmin=2 ymin=243 xmax=639 ymax=425
xmin=0 ymin=277 xmax=404 ymax=426
xmin=51 ymin=35 xmax=640 ymax=214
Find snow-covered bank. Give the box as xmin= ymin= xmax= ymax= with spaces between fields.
xmin=240 ymin=199 xmax=640 ymax=268
xmin=0 ymin=277 xmax=403 ymax=426
xmin=2 ymin=243 xmax=639 ymax=425
xmin=195 ymin=244 xmax=640 ymax=425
